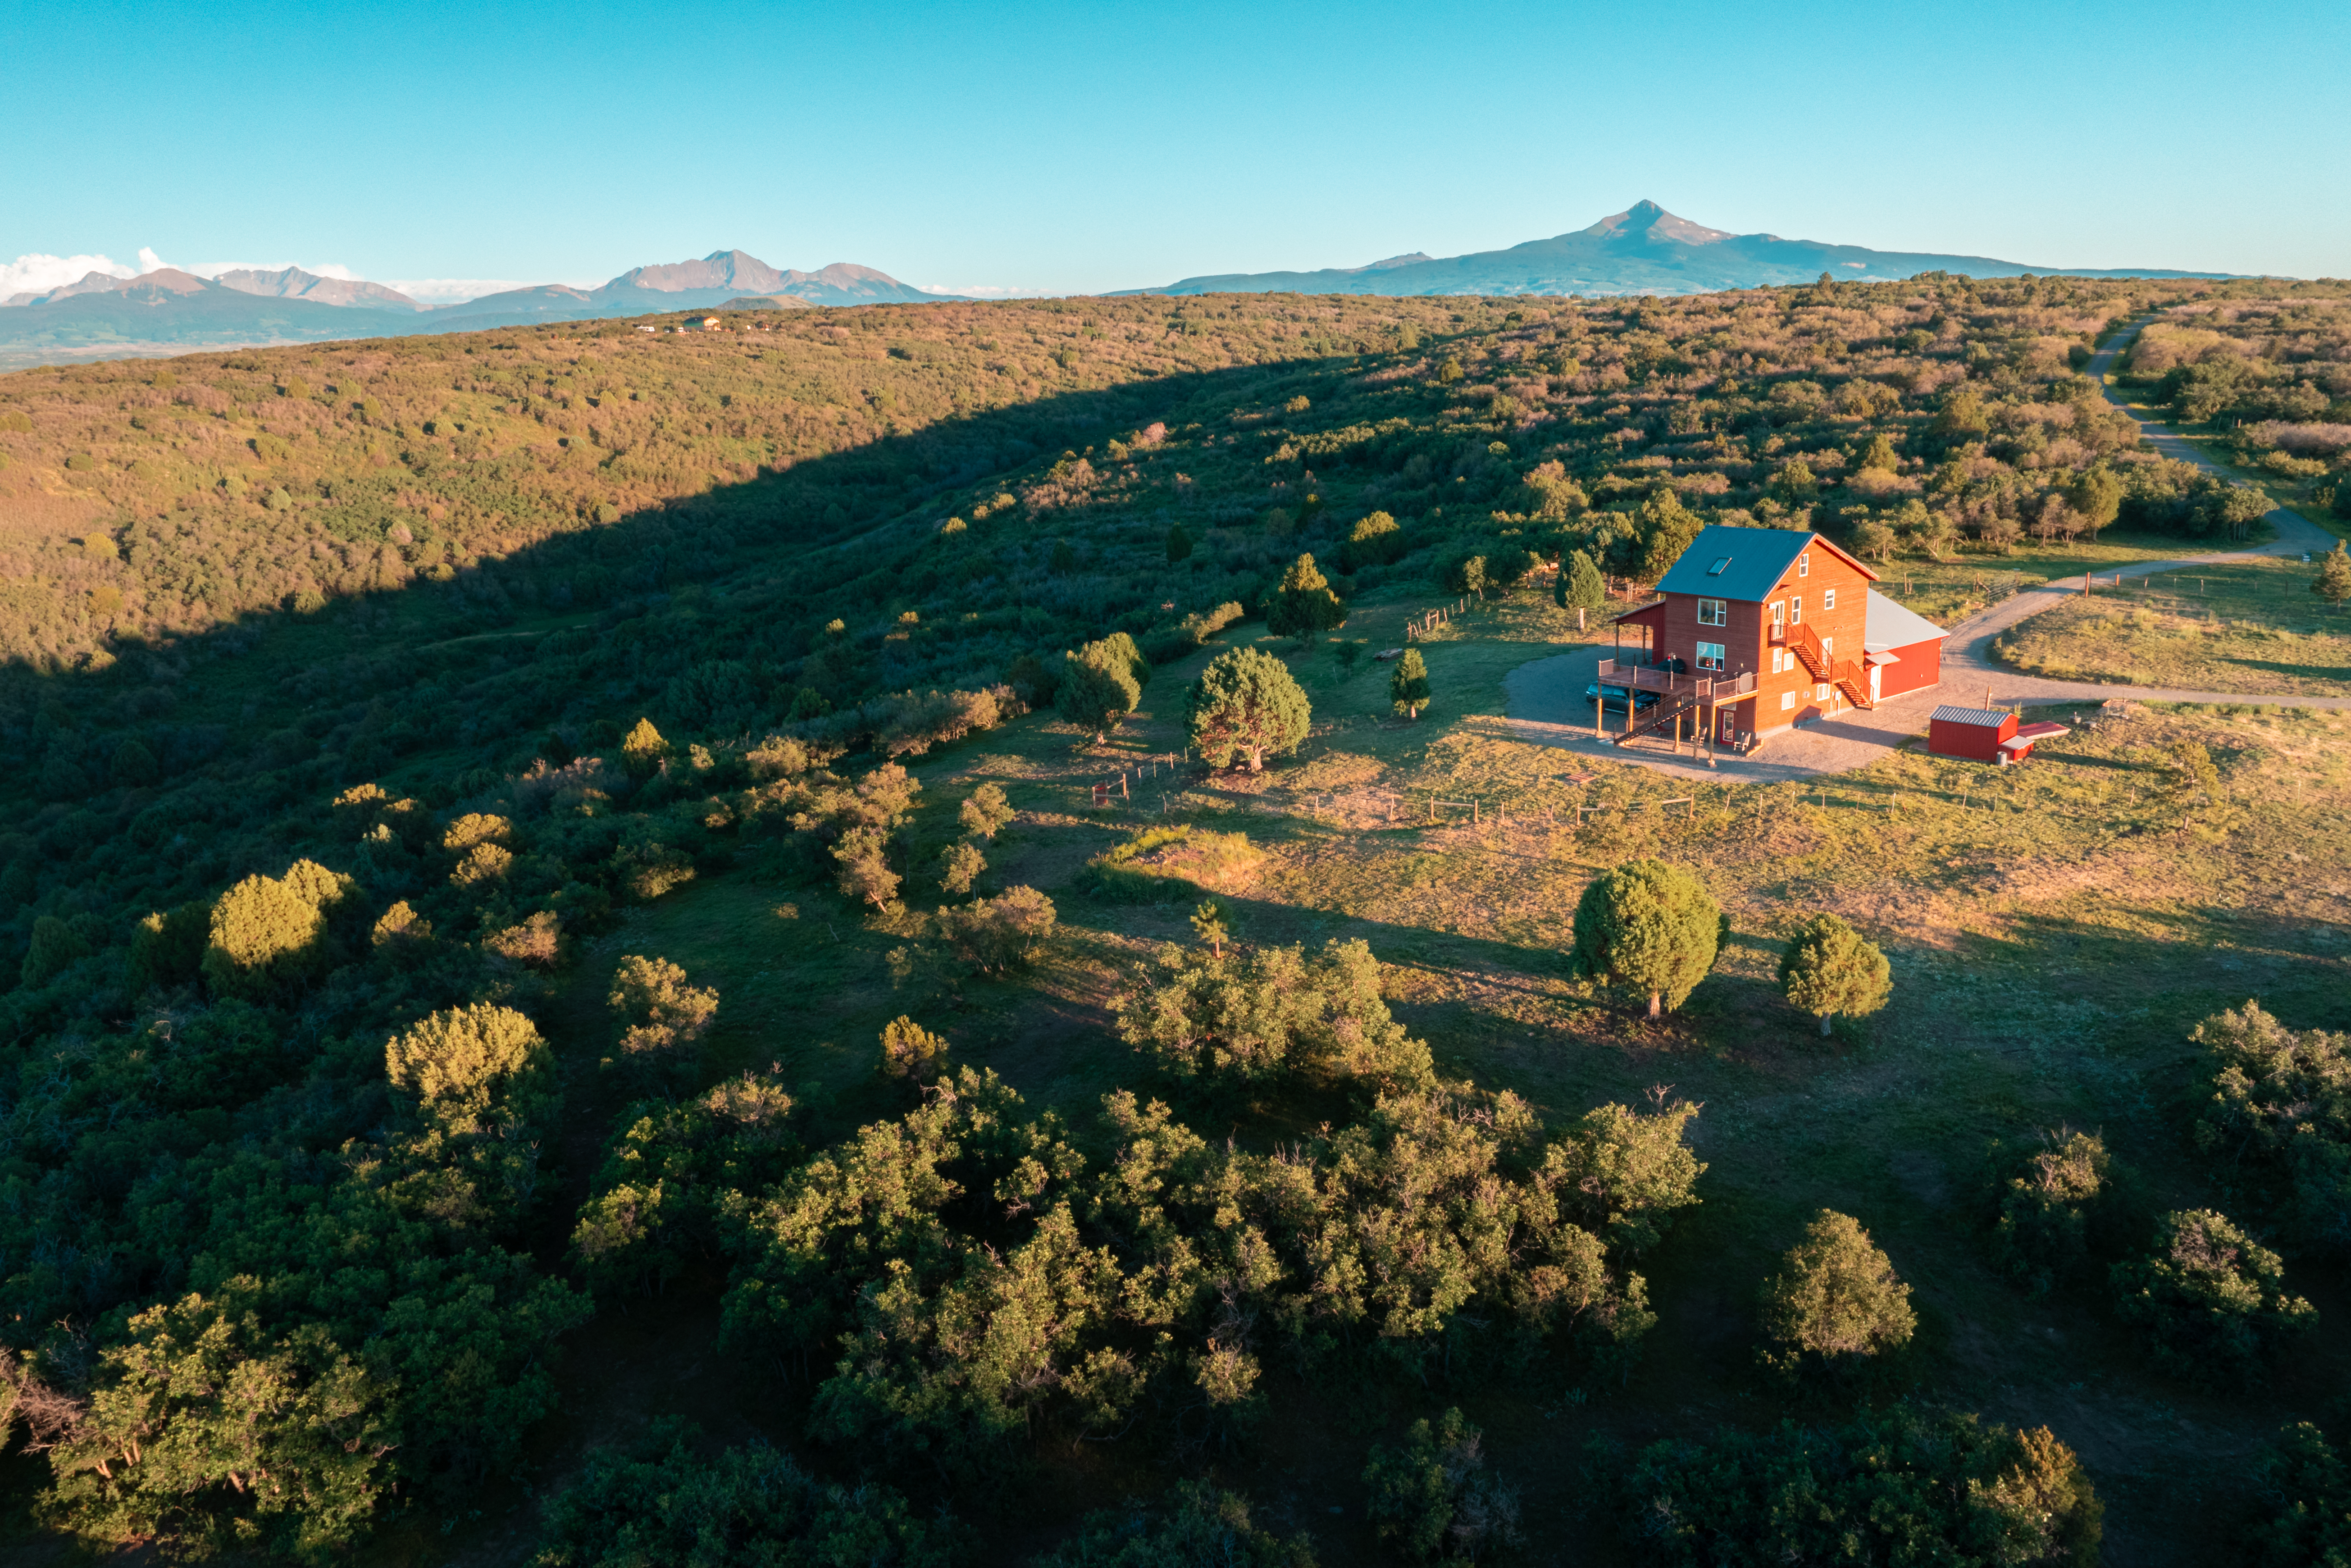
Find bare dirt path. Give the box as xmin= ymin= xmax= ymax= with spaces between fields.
xmin=1505 ymin=320 xmax=2349 ymax=782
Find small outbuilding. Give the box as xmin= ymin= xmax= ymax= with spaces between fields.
xmin=1927 ymin=705 xmax=2015 ymax=762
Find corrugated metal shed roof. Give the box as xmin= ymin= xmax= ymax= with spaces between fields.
xmin=1653 ymin=525 xmax=1812 ymax=602
xmin=1931 ymin=706 xmax=2011 ymax=728
xmin=1863 ymin=589 xmax=1946 ymax=652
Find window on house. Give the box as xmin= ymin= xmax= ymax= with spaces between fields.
xmin=1791 ymin=596 xmax=1803 ymax=624
xmin=1823 ymin=587 xmax=1837 ymax=611
xmin=1696 ymin=640 xmax=1725 ymax=669
xmin=1770 ymin=600 xmax=1785 ymax=628
xmin=1817 ymin=683 xmax=1830 ymax=701
xmin=1781 ymin=691 xmax=1795 ymax=711
xmin=1696 ymin=597 xmax=1727 ymax=626
xmin=1799 ymin=553 xmax=1810 ymax=577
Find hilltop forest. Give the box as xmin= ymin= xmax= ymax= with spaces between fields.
xmin=0 ymin=273 xmax=2348 ymax=1565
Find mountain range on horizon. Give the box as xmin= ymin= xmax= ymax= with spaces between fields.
xmin=0 ymin=203 xmax=2249 ymax=369
xmin=0 ymin=250 xmax=961 ymax=367
xmin=1118 ymin=199 xmax=2239 ymax=297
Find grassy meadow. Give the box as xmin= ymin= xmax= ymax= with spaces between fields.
xmin=1993 ymin=555 xmax=2351 ymax=695
xmin=541 ymin=578 xmax=2351 ymax=1565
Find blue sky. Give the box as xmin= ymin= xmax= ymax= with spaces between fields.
xmin=4 ymin=0 xmax=2343 ymax=301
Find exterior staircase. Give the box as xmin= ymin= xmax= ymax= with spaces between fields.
xmin=1785 ymin=620 xmax=1874 ymax=708
xmin=1612 ymin=692 xmax=1702 ymax=747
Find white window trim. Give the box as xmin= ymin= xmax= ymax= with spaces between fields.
xmin=1781 ymin=691 xmax=1796 ymax=711
xmin=1799 ymin=553 xmax=1810 ymax=577
xmin=1696 ymin=597 xmax=1727 ymax=627
xmin=1791 ymin=596 xmax=1803 ymax=624
xmin=1823 ymin=587 xmax=1837 ymax=610
xmin=1696 ymin=640 xmax=1725 ymax=669
xmin=1770 ymin=599 xmax=1786 ymax=628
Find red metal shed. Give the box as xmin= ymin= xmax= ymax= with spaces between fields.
xmin=1928 ymin=705 xmax=2015 ymax=762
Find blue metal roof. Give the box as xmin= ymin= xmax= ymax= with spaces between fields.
xmin=1652 ymin=524 xmax=1814 ymax=602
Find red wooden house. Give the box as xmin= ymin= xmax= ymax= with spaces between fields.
xmin=1605 ymin=525 xmax=1946 ymax=749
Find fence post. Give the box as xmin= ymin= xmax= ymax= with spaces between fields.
xmin=1472 ymin=800 xmax=1480 ymax=825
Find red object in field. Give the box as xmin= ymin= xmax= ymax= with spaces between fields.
xmin=1927 ymin=705 xmax=2016 ymax=762
xmin=1998 ymin=720 xmax=2070 ymax=763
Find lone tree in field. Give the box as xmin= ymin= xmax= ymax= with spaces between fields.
xmin=958 ymin=781 xmax=1015 ymax=840
xmin=1759 ymin=1210 xmax=1916 ymax=1372
xmin=1568 ymin=858 xmax=1720 ymax=1017
xmin=1055 ymin=638 xmax=1143 ymax=743
xmin=1267 ymin=553 xmax=1347 ymax=640
xmin=1389 ymin=647 xmax=1431 ymax=719
xmin=1558 ymin=549 xmax=1607 ymax=630
xmin=2315 ymin=540 xmax=2351 ymax=611
xmin=1187 ymin=647 xmax=1311 ymax=772
xmin=1779 ymin=914 xmax=1892 ymax=1036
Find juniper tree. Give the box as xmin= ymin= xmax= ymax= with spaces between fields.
xmin=1568 ymin=858 xmax=1720 ymax=1017
xmin=1187 ymin=648 xmax=1310 ymax=772
xmin=1390 ymin=648 xmax=1431 ymax=719
xmin=1778 ymin=913 xmax=1892 ymax=1035
xmin=2315 ymin=541 xmax=2351 ymax=611
xmin=1056 ymin=640 xmax=1143 ymax=742
xmin=1267 ymin=552 xmax=1346 ymax=640
xmin=1558 ymin=548 xmax=1607 ymax=629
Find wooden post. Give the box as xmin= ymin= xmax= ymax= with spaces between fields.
xmin=1472 ymin=800 xmax=1480 ymax=825
xmin=1121 ymin=774 xmax=1130 ymax=800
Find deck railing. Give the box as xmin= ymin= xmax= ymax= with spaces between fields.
xmin=1595 ymin=660 xmax=1757 ymax=701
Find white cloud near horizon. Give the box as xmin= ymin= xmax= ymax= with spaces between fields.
xmin=386 ymin=278 xmax=595 ymax=303
xmin=0 ymin=251 xmax=139 ymax=296
xmin=921 ymin=283 xmax=1063 ymax=299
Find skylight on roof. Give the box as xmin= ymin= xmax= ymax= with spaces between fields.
xmin=1706 ymin=556 xmax=1731 ymax=575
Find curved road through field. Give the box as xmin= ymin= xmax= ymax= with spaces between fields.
xmin=1503 ymin=320 xmax=2350 ymax=782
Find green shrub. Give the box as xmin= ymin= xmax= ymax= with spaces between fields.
xmin=1035 ymin=1482 xmax=1316 ymax=1567
xmin=200 ymin=858 xmax=354 ymax=1000
xmin=2249 ymin=1417 xmax=2351 ymax=1568
xmin=2193 ymin=1001 xmax=2351 ymax=1253
xmin=1116 ymin=935 xmax=1432 ymax=1090
xmin=1606 ymin=1409 xmax=2102 ymax=1567
xmin=2111 ymin=1208 xmax=2315 ymax=1384
xmin=1758 ymin=1210 xmax=1915 ymax=1373
xmin=1362 ymin=1408 xmax=1521 ymax=1564
xmin=1982 ymin=1128 xmax=2123 ymax=1294
xmin=533 ymin=1419 xmax=950 ymax=1568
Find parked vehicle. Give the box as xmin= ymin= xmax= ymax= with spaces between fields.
xmin=1585 ymin=680 xmax=1662 ymax=713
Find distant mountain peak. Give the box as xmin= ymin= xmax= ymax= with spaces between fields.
xmin=1582 ymin=201 xmax=1734 ymax=246
xmin=214 ymin=267 xmax=424 ymax=311
xmin=611 ymin=251 xmax=793 ymax=295
xmin=1349 ymin=253 xmax=1434 ymax=273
